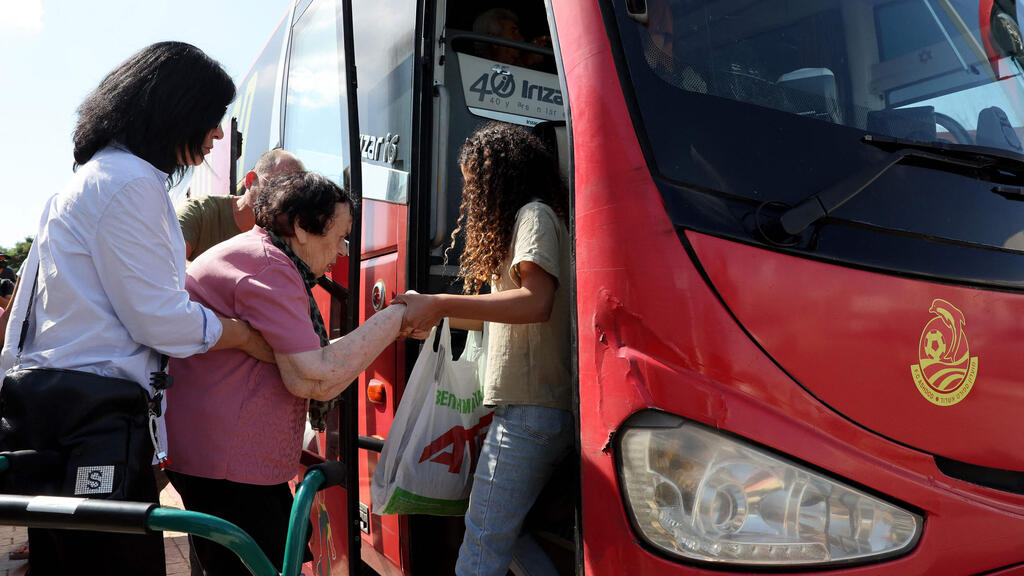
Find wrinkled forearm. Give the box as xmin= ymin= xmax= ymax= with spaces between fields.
xmin=277 ymin=303 xmax=405 ymax=400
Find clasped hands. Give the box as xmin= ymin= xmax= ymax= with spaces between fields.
xmin=391 ymin=290 xmax=441 ymax=340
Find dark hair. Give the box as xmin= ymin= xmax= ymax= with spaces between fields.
xmin=254 ymin=171 xmax=356 ymax=236
xmin=73 ymin=41 xmax=235 ymax=186
xmin=449 ymin=122 xmax=567 ymax=294
xmin=0 ymin=279 xmax=14 ymax=298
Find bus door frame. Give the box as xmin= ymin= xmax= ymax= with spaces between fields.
xmin=339 ymin=0 xmax=364 ymax=573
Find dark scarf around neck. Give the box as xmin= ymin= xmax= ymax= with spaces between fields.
xmin=264 ymin=227 xmax=335 ymax=431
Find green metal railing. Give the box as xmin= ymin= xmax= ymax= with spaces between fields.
xmin=0 ymin=454 xmax=337 ymax=576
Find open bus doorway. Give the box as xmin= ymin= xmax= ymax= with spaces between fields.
xmin=401 ymin=1 xmax=576 ymax=574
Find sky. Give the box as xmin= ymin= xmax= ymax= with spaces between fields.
xmin=0 ymin=0 xmax=293 ymax=249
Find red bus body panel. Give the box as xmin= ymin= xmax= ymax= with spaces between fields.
xmin=691 ymin=233 xmax=1024 ymax=472
xmin=555 ymin=0 xmax=1024 ymax=573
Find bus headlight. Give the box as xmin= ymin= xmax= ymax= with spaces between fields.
xmin=617 ymin=414 xmax=921 ymax=566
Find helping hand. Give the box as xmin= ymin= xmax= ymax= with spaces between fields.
xmin=243 ymin=324 xmax=277 ymax=364
xmin=391 ymin=290 xmax=443 ymax=339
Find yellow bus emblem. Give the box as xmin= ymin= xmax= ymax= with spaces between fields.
xmin=910 ymin=299 xmax=978 ymax=406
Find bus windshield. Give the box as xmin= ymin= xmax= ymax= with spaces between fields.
xmin=611 ymin=0 xmax=1024 ymax=287
xmin=633 ymin=0 xmax=1024 ymax=154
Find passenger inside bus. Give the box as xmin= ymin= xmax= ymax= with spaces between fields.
xmin=629 ymin=0 xmax=1024 ymax=151
xmin=641 ymin=0 xmax=709 ymax=93
xmin=449 ymin=0 xmax=556 ymax=73
xmin=471 ymin=7 xmax=550 ymax=68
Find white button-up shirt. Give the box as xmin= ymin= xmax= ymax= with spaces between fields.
xmin=0 ymin=145 xmax=222 ymax=397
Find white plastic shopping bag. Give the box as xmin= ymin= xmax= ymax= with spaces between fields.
xmin=371 ymin=320 xmax=489 ymax=515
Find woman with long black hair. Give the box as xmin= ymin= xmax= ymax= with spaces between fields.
xmin=0 ymin=42 xmax=271 ymax=575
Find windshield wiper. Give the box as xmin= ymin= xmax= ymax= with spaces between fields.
xmin=861 ymin=134 xmax=1024 ymax=174
xmin=778 ymin=135 xmax=1024 ymax=237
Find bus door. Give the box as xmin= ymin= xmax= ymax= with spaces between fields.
xmin=287 ymin=0 xmax=427 ymax=573
xmin=389 ymin=2 xmax=575 ymax=573
xmin=278 ymin=0 xmax=370 ymax=574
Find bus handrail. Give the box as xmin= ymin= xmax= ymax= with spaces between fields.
xmin=444 ymin=29 xmax=555 ymax=58
xmin=431 ymin=83 xmax=451 ymax=249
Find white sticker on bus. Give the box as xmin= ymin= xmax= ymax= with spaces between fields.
xmin=458 ymin=54 xmax=564 ymax=125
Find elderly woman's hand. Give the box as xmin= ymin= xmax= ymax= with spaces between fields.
xmin=391 ymin=291 xmax=444 ymax=339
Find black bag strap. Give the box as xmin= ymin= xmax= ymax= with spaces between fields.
xmin=15 ymin=262 xmax=169 ymax=382
xmin=11 ymin=256 xmax=173 ymax=470
xmin=13 ymin=266 xmax=40 ymax=365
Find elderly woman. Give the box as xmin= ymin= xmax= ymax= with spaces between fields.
xmin=165 ymin=171 xmax=405 ymax=575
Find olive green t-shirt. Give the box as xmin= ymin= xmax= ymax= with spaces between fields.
xmin=176 ymin=195 xmax=241 ymax=260
xmin=483 ymin=201 xmax=572 ymax=410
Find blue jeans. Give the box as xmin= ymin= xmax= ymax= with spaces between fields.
xmin=456 ymin=404 xmax=574 ymax=576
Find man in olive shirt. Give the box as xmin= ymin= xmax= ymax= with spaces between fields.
xmin=178 ymin=149 xmax=305 ymax=260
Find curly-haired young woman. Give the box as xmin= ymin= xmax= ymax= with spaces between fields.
xmin=394 ymin=122 xmax=571 ymax=576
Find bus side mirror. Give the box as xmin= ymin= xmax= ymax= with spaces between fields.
xmin=984 ymin=4 xmax=1024 ymax=78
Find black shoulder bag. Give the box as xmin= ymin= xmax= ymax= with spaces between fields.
xmin=0 ymin=267 xmax=160 ymax=501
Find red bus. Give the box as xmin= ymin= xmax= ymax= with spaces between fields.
xmin=187 ymin=0 xmax=1024 ymax=573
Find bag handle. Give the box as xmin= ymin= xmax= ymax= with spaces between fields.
xmin=431 ymin=319 xmax=450 ymax=384
xmin=431 ymin=318 xmax=445 ymax=353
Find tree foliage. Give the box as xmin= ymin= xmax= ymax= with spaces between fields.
xmin=1 ymin=237 xmax=34 ymax=273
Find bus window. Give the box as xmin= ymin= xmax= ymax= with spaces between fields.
xmin=351 ymin=0 xmax=416 ymax=204
xmin=284 ymin=0 xmax=351 ymax=188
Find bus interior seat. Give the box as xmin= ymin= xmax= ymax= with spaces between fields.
xmin=976 ymin=106 xmax=1023 ymax=152
xmin=866 ymin=106 xmax=937 ymax=142
xmin=777 ymin=67 xmax=843 ymax=124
